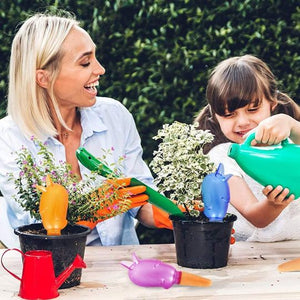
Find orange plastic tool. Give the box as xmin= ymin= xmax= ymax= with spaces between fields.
xmin=36 ymin=175 xmax=68 ymax=235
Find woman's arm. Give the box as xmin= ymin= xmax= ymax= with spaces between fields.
xmin=137 ymin=203 xmax=156 ymax=227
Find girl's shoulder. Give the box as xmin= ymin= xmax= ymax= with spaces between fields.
xmin=208 ymin=142 xmax=231 ymax=157
xmin=208 ymin=143 xmax=243 ymax=177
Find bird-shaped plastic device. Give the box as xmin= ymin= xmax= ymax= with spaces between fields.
xmin=36 ymin=175 xmax=68 ymax=235
xmin=202 ymin=163 xmax=232 ymax=222
xmin=121 ymin=253 xmax=212 ymax=289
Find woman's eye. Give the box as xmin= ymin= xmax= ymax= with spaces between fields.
xmin=81 ymin=62 xmax=90 ymax=67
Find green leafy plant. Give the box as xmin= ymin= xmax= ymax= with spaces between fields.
xmin=9 ymin=138 xmax=131 ymax=224
xmin=150 ymin=121 xmax=215 ymax=217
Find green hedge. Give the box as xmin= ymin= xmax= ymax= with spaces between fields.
xmin=0 ymin=0 xmax=299 ymax=162
xmin=0 ymin=0 xmax=299 ymax=242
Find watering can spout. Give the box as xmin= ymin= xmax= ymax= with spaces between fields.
xmin=227 ymin=143 xmax=240 ymax=159
xmin=55 ymin=254 xmax=86 ymax=289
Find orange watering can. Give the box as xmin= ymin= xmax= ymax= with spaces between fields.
xmin=1 ymin=248 xmax=86 ymax=300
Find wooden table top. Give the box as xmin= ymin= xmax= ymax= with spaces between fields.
xmin=1 ymin=241 xmax=300 ymax=299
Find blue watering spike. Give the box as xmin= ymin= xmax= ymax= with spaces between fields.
xmin=202 ymin=163 xmax=232 ymax=222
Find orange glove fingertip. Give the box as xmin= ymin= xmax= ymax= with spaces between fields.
xmin=152 ymin=205 xmax=173 ymax=230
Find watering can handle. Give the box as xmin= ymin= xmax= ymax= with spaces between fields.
xmin=244 ymin=132 xmax=290 ymax=147
xmin=1 ymin=248 xmax=24 ymax=281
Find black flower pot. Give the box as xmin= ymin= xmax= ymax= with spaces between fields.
xmin=170 ymin=213 xmax=237 ymax=269
xmin=14 ymin=223 xmax=91 ymax=288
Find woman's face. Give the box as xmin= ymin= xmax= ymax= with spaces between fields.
xmin=215 ymin=98 xmax=274 ymax=144
xmin=53 ymin=26 xmax=105 ymax=109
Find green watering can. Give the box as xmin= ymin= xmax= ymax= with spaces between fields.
xmin=76 ymin=148 xmax=185 ymax=217
xmin=228 ymin=132 xmax=300 ymax=199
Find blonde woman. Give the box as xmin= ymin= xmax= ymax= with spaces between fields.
xmin=0 ymin=11 xmax=156 ymax=247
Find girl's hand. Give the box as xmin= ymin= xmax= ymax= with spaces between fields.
xmin=252 ymin=114 xmax=297 ymax=145
xmin=263 ymin=185 xmax=295 ymax=206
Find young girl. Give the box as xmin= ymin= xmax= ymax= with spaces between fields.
xmin=195 ymin=55 xmax=300 ymax=242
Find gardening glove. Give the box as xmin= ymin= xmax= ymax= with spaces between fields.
xmin=152 ymin=201 xmax=188 ymax=230
xmin=78 ymin=178 xmax=149 ymax=229
xmin=152 ymin=205 xmax=174 ymax=229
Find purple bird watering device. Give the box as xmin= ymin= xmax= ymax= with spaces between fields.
xmin=121 ymin=253 xmax=211 ymax=289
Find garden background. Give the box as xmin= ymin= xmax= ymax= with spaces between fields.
xmin=0 ymin=0 xmax=299 ymax=243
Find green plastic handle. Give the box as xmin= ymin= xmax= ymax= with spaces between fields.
xmin=76 ymin=147 xmax=185 ymax=217
xmin=128 ymin=177 xmax=184 ymax=217
xmin=76 ymin=148 xmax=116 ymax=178
xmin=244 ymin=132 xmax=290 ymax=147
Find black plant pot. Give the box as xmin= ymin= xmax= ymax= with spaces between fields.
xmin=170 ymin=213 xmax=237 ymax=269
xmin=14 ymin=223 xmax=91 ymax=289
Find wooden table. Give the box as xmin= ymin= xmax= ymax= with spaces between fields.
xmin=1 ymin=241 xmax=300 ymax=299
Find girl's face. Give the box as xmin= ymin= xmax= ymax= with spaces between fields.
xmin=215 ymin=98 xmax=275 ymax=144
xmin=53 ymin=26 xmax=105 ymax=109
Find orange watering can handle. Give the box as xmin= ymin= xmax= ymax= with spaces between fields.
xmin=1 ymin=248 xmax=24 ymax=281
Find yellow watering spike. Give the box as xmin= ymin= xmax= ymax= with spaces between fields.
xmin=36 ymin=175 xmax=68 ymax=235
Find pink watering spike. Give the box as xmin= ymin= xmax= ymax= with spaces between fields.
xmin=121 ymin=253 xmax=212 ymax=289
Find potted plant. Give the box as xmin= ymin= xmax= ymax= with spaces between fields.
xmin=9 ymin=138 xmax=131 ymax=288
xmin=150 ymin=121 xmax=237 ymax=269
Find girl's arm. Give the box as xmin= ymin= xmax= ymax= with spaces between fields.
xmin=229 ymin=176 xmax=294 ymax=227
xmin=254 ymin=114 xmax=300 ymax=145
xmin=289 ymin=117 xmax=300 ymax=144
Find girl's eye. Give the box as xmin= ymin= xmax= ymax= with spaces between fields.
xmin=223 ymin=112 xmax=234 ymax=118
xmin=248 ymin=107 xmax=259 ymax=112
xmin=81 ymin=62 xmax=90 ymax=67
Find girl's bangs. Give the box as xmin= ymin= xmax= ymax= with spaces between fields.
xmin=210 ymin=68 xmax=264 ymax=116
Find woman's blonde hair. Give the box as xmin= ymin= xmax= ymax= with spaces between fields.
xmin=8 ymin=12 xmax=79 ymax=139
xmin=195 ymin=54 xmax=300 ymax=152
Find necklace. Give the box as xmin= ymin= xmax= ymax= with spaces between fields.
xmin=58 ymin=131 xmax=71 ymax=139
xmin=58 ymin=111 xmax=81 ymax=140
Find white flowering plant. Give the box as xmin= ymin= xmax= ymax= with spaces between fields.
xmin=9 ymin=138 xmax=131 ymax=225
xmin=150 ymin=121 xmax=215 ymax=217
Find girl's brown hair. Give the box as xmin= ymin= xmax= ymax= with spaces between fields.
xmin=195 ymin=55 xmax=300 ymax=153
